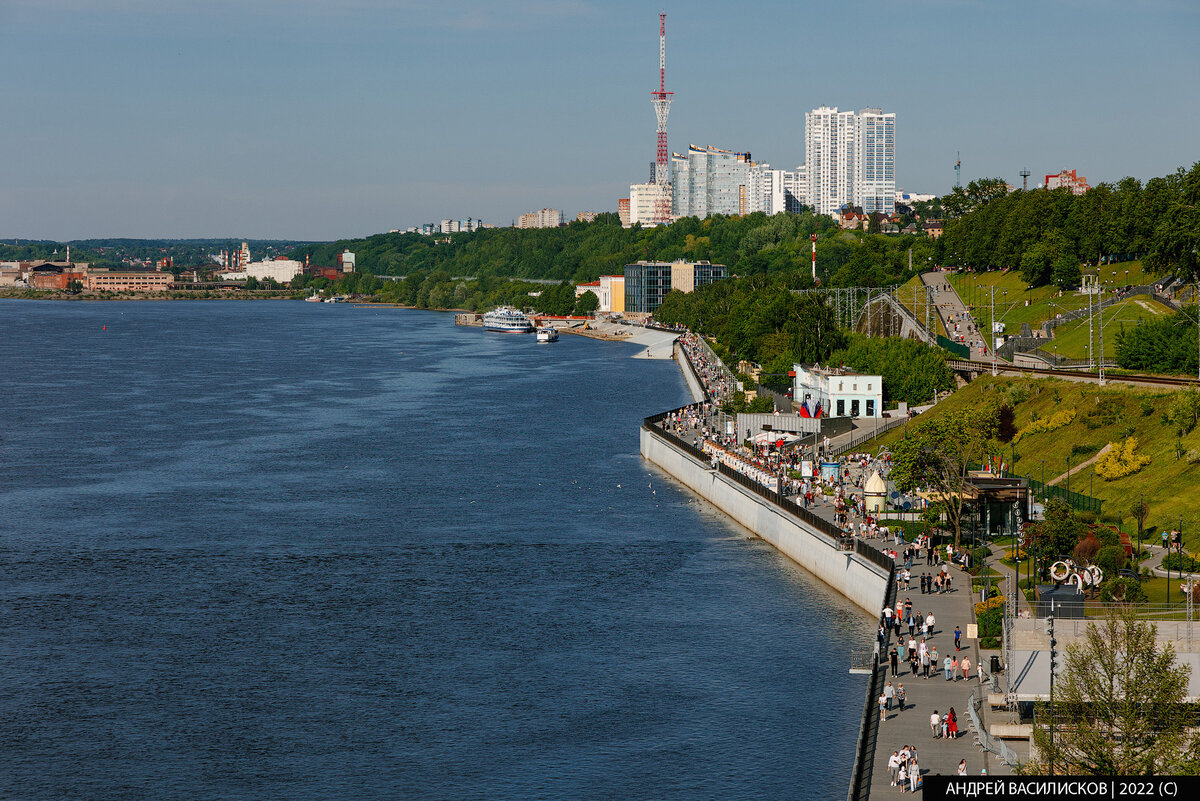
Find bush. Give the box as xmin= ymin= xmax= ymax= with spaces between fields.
xmin=1071 ymin=443 xmax=1101 ymax=458
xmin=975 ymin=597 xmax=1005 ymax=640
xmin=1022 ymin=408 xmax=1075 ymax=436
xmin=1093 ymin=545 xmax=1128 ymax=577
xmin=1073 ymin=534 xmax=1101 ymax=563
xmin=1140 ymin=398 xmax=1155 ymax=417
xmin=1098 ymin=577 xmax=1148 ymax=603
xmin=1094 ymin=437 xmax=1152 ymax=480
xmin=1162 ymin=552 xmax=1200 ymax=573
xmin=1186 ymin=449 xmax=1200 ymax=465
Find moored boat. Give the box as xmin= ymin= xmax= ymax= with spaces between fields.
xmin=483 ymin=306 xmax=534 ymax=333
xmin=536 ymin=326 xmax=559 ymax=343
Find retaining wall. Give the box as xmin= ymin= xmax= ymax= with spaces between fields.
xmin=639 ymin=427 xmax=890 ymax=615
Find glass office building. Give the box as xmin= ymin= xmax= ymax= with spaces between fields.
xmin=624 ymin=260 xmax=726 ymax=313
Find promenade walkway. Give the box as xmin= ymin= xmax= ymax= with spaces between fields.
xmin=660 ymin=329 xmax=1020 ymax=792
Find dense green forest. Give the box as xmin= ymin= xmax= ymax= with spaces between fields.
xmin=291 ymin=211 xmax=940 ymax=287
xmin=940 ymin=162 xmax=1200 ymax=286
xmin=1114 ymin=307 xmax=1200 ymax=375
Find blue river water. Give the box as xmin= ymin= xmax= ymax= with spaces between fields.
xmin=0 ymin=300 xmax=871 ymax=800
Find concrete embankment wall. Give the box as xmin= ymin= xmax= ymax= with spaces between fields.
xmin=673 ymin=342 xmax=706 ymax=403
xmin=639 ymin=427 xmax=889 ymax=615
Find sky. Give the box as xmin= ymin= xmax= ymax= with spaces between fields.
xmin=2 ymin=0 xmax=1197 ymax=240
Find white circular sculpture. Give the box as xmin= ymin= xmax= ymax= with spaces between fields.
xmin=1050 ymin=558 xmax=1102 ymax=589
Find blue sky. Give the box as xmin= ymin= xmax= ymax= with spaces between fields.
xmin=2 ymin=0 xmax=1197 ymax=240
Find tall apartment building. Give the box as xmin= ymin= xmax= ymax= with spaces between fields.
xmin=670 ymin=145 xmax=757 ymax=218
xmin=627 ymin=183 xmax=671 ymax=228
xmin=1045 ymin=169 xmax=1091 ymax=195
xmin=853 ymin=108 xmax=896 ymax=215
xmin=805 ymin=106 xmax=895 ymax=216
xmin=516 ymin=208 xmax=563 ymax=229
xmin=624 ymin=259 xmax=726 ymax=313
xmin=805 ymin=106 xmax=857 ymax=216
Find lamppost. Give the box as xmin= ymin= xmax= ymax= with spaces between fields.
xmin=1065 ymin=454 xmax=1072 ymax=496
xmin=1137 ymin=493 xmax=1144 ymax=564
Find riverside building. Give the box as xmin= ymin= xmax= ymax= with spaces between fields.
xmin=624 ymin=259 xmax=725 ymax=313
xmin=793 ymin=364 xmax=883 ymax=419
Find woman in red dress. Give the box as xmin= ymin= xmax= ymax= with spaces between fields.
xmin=947 ymin=707 xmax=959 ymax=739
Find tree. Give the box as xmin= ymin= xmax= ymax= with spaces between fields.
xmin=889 ymin=408 xmax=998 ymax=546
xmin=1025 ymin=498 xmax=1085 ymax=579
xmin=1052 ymin=251 xmax=1082 ymax=290
xmin=244 ymin=276 xmax=259 ymax=290
xmin=574 ymin=289 xmax=599 ymax=316
xmin=65 ymin=279 xmax=84 ymax=294
xmin=1028 ymin=606 xmax=1199 ymax=775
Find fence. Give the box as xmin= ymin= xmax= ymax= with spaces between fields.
xmin=845 ymin=561 xmax=896 ymax=801
xmin=937 ymin=334 xmax=971 ymax=359
xmin=830 ymin=416 xmax=910 ymax=457
xmin=1024 ymin=476 xmax=1103 ymax=515
xmin=967 ymin=685 xmax=1021 ymax=767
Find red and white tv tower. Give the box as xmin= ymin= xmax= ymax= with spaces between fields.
xmin=650 ymin=12 xmax=673 ymax=225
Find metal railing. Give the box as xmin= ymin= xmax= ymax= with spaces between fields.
xmin=1025 ymin=476 xmax=1102 ymax=515
xmin=830 ymin=416 xmax=909 ymax=456
xmin=967 ymin=685 xmax=1021 ymax=767
xmin=846 ymin=562 xmax=896 ymax=801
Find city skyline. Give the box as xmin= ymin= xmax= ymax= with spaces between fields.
xmin=2 ymin=0 xmax=1197 ymax=240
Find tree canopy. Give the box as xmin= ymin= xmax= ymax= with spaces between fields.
xmin=1029 ymin=606 xmax=1199 ymax=775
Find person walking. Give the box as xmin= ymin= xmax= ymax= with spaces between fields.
xmin=961 ymin=656 xmax=971 ymax=681
xmin=878 ymin=691 xmax=888 ymax=721
xmin=896 ymin=763 xmax=908 ymax=793
xmin=896 ymin=683 xmax=906 ymax=712
xmin=888 ymin=751 xmax=901 ymax=786
xmin=930 ymin=710 xmax=940 ymax=739
xmin=926 ymin=612 xmax=936 ymax=636
xmin=920 ymin=648 xmax=930 ymax=678
xmin=909 ymin=647 xmax=919 ymax=676
xmin=950 ymin=655 xmax=959 ymax=680
xmin=941 ymin=712 xmax=949 ymax=739
xmin=944 ymin=654 xmax=953 ymax=680
xmin=909 ymin=758 xmax=920 ymax=793
xmin=954 ymin=625 xmax=962 ymax=651
xmin=884 ymin=681 xmax=895 ymax=710
xmin=889 ymin=646 xmax=899 ymax=677
xmin=977 ymin=660 xmax=985 ymax=684
xmin=948 ymin=707 xmax=959 ymax=739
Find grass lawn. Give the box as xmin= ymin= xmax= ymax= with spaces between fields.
xmin=943 ymin=261 xmax=1185 ymax=347
xmin=1044 ymin=297 xmax=1175 ymax=360
xmin=859 ymin=375 xmax=1200 ymax=552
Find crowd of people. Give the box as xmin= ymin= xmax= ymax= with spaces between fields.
xmin=665 ymin=328 xmax=996 ymax=782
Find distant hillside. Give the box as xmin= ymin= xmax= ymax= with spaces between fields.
xmin=288 ymin=212 xmax=941 ymax=286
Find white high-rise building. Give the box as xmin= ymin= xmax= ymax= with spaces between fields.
xmin=670 ymin=145 xmax=755 ymax=218
xmin=628 ymin=182 xmax=672 ymax=227
xmin=854 ymin=108 xmax=896 ymax=215
xmin=804 ymin=106 xmax=895 ymax=217
xmin=805 ymin=106 xmax=856 ymax=216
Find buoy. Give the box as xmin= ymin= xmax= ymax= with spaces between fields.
xmin=103 ymin=325 xmax=107 ymax=330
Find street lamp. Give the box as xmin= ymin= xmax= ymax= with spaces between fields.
xmin=1065 ymin=454 xmax=1072 ymax=496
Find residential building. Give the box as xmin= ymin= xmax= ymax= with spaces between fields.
xmin=1044 ymin=169 xmax=1091 ymax=195
xmin=805 ymin=106 xmax=857 ymax=216
xmin=805 ymin=106 xmax=896 ymax=216
xmin=627 ymin=182 xmax=671 ymax=227
xmin=576 ymin=211 xmax=601 ymax=223
xmin=623 ymin=259 xmax=725 ymax=313
xmin=516 ymin=208 xmax=563 ymax=229
xmin=670 ymin=145 xmax=756 ymax=218
xmin=923 ymin=220 xmax=945 ymax=239
xmin=618 ymin=198 xmax=630 ymax=227
xmin=853 ymin=108 xmax=896 ymax=215
xmin=793 ymin=364 xmax=883 ymax=419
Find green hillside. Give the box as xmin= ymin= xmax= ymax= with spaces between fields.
xmin=868 ymin=376 xmax=1200 ymax=550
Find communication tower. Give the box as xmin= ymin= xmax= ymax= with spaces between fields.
xmin=1020 ymin=169 xmax=1031 ymax=191
xmin=954 ymin=152 xmax=962 ymax=188
xmin=650 ymin=13 xmax=673 ymax=224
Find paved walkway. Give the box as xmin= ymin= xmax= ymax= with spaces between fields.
xmin=919 ymin=272 xmax=1000 ymax=364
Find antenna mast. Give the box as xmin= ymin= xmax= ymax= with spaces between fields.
xmin=650 ymin=13 xmax=673 ymax=225
xmin=954 ymin=151 xmax=962 ymax=188
xmin=1019 ymin=169 xmax=1031 ymax=191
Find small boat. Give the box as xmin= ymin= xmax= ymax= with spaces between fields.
xmin=536 ymin=326 xmax=559 ymax=343
xmin=305 ymin=293 xmax=323 ymax=302
xmin=482 ymin=306 xmax=534 ymax=333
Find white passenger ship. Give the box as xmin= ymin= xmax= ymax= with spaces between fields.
xmin=483 ymin=306 xmax=534 ymax=333
xmin=536 ymin=326 xmax=559 ymax=343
